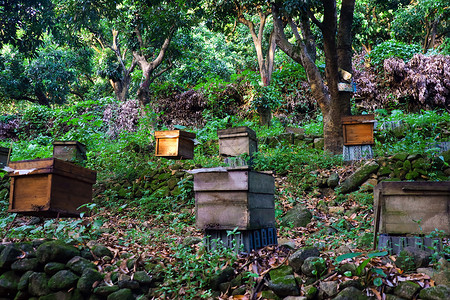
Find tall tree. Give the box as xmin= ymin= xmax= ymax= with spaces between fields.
xmin=56 ymin=0 xmax=198 ymax=107
xmin=0 ymin=0 xmax=56 ymax=56
xmin=272 ymin=0 xmax=355 ymax=154
xmin=204 ymin=0 xmax=277 ymax=125
xmin=392 ymin=0 xmax=450 ymax=52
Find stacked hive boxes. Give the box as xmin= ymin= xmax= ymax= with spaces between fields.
xmin=194 ymin=127 xmax=277 ymax=252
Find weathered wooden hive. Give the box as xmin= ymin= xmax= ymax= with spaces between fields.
xmin=374 ymin=181 xmax=450 ymax=235
xmin=154 ymin=130 xmax=196 ymax=159
xmin=217 ymin=126 xmax=257 ymax=157
xmin=8 ymin=158 xmax=97 ymax=217
xmin=194 ymin=167 xmax=275 ymax=231
xmin=342 ymin=114 xmax=375 ymax=146
xmin=342 ymin=114 xmax=375 ymax=161
xmin=53 ymin=141 xmax=87 ymax=164
xmin=0 ymin=147 xmax=9 ymax=168
xmin=374 ymin=181 xmax=450 ymax=253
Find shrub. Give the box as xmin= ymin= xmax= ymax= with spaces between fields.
xmin=368 ymin=40 xmax=421 ymax=71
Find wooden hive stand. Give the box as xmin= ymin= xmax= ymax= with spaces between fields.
xmin=154 ymin=130 xmax=196 ymax=160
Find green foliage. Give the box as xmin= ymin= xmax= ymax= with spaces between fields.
xmin=368 ymin=40 xmax=421 ymax=71
xmin=155 ymin=240 xmax=238 ymax=298
xmin=0 ymin=0 xmax=56 ymax=56
xmin=375 ymin=109 xmax=450 ymax=159
xmin=391 ymin=0 xmax=450 ymax=51
xmin=0 ymin=213 xmax=105 ymax=244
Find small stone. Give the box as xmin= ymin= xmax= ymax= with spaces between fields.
xmin=28 ymin=272 xmax=50 ymax=296
xmin=36 ymin=241 xmax=80 ymax=264
xmin=280 ymin=205 xmax=312 ymax=228
xmin=0 ymin=245 xmax=23 ymax=268
xmin=334 ymin=286 xmax=367 ymax=300
xmin=133 ymin=271 xmax=152 ymax=285
xmin=319 ymin=281 xmax=339 ymax=297
xmin=90 ymin=244 xmax=113 ymax=258
xmin=301 ymin=257 xmax=327 ymax=278
xmin=288 ymin=247 xmax=320 ymax=273
xmin=93 ymin=285 xmax=120 ymax=297
xmin=77 ymin=268 xmax=103 ymax=294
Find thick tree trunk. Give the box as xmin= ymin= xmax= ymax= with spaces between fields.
xmin=272 ymin=0 xmax=355 ymax=154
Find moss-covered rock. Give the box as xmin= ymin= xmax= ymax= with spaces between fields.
xmin=48 ymin=270 xmax=79 ymax=291
xmin=36 ymin=241 xmax=80 ymax=264
xmin=419 ymin=285 xmax=450 ymax=300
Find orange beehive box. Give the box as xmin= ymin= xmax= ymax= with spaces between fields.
xmin=8 ymin=158 xmax=96 ymax=217
xmin=155 ymin=130 xmax=196 ymax=159
xmin=342 ymin=114 xmax=375 ymax=146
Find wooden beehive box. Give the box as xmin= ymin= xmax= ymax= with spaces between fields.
xmin=8 ymin=158 xmax=97 ymax=217
xmin=155 ymin=130 xmax=196 ymax=159
xmin=217 ymin=126 xmax=257 ymax=157
xmin=53 ymin=141 xmax=87 ymax=164
xmin=342 ymin=114 xmax=375 ymax=146
xmin=374 ymin=181 xmax=450 ymax=236
xmin=0 ymin=147 xmax=9 ymax=168
xmin=194 ymin=167 xmax=275 ymax=230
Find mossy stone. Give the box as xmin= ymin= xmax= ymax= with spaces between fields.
xmin=418 ymin=285 xmax=450 ymax=300
xmin=392 ymin=153 xmax=408 ymax=161
xmin=48 ymin=270 xmax=79 ymax=290
xmin=0 ymin=270 xmax=20 ymax=292
xmin=44 ymin=262 xmax=66 ymax=275
xmin=36 ymin=241 xmax=80 ymax=264
xmin=157 ymin=173 xmax=171 ymax=181
xmin=106 ymin=288 xmax=134 ymax=300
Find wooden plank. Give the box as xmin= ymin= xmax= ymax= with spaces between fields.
xmin=217 ymin=126 xmax=256 ymax=139
xmin=196 ymin=204 xmax=275 ymax=230
xmin=8 ymin=158 xmax=97 ymax=184
xmin=9 ymin=175 xmax=50 ymax=212
xmin=155 ymin=130 xmax=196 ymax=139
xmin=194 ymin=170 xmax=274 ymax=194
xmin=343 ymin=123 xmax=374 ymax=145
xmin=219 ymin=136 xmax=257 ymax=157
xmin=155 ymin=138 xmax=179 ymax=157
xmin=53 ymin=141 xmax=87 ymax=162
xmin=380 ymin=181 xmax=450 ymax=195
xmin=341 ymin=114 xmax=375 ymax=124
xmin=50 ymin=174 xmax=92 ymax=214
xmin=196 ymin=202 xmax=249 ymax=229
xmin=178 ymin=137 xmax=194 ymax=159
xmin=195 ymin=192 xmax=274 ymax=209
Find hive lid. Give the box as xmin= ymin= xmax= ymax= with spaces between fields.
xmin=154 ymin=130 xmax=196 ymax=139
xmin=341 ymin=114 xmax=375 ymax=124
xmin=7 ymin=158 xmax=96 ymax=183
xmin=217 ymin=126 xmax=256 ymax=139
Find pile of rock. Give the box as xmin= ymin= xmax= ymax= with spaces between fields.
xmin=208 ymin=246 xmax=450 ymax=300
xmin=0 ymin=240 xmax=153 ymax=299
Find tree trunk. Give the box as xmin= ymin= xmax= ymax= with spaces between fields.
xmin=238 ymin=9 xmax=276 ymax=126
xmin=272 ymin=0 xmax=355 ymax=154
